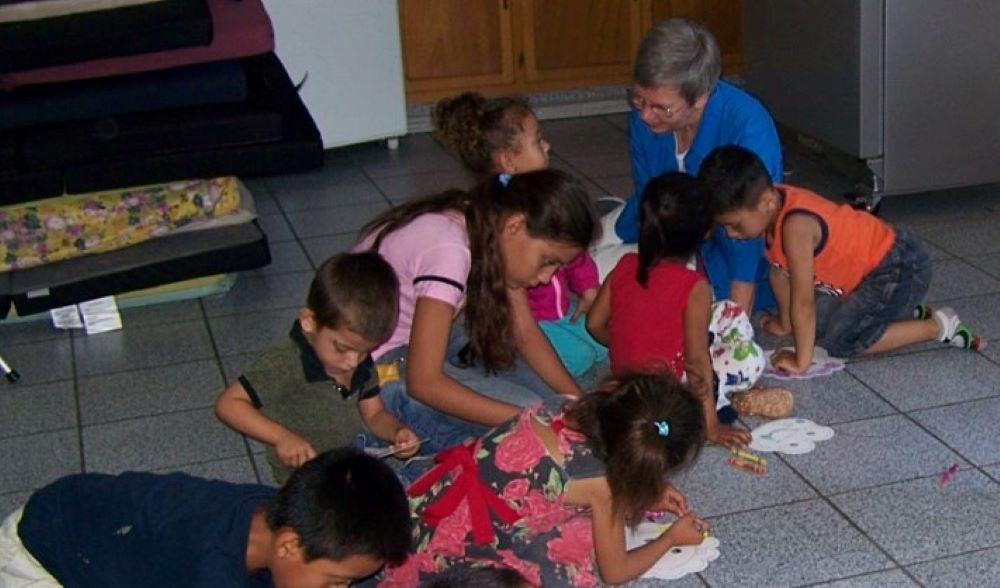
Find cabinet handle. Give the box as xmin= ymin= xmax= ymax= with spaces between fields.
xmin=502 ymin=0 xmax=508 ymax=10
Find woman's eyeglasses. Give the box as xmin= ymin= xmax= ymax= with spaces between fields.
xmin=627 ymin=89 xmax=688 ymax=119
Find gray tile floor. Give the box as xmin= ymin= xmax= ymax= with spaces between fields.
xmin=3 ymin=114 xmax=1000 ymax=586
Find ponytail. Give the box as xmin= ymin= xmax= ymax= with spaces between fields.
xmin=636 ymin=172 xmax=712 ymax=286
xmin=565 ymin=372 xmax=705 ymax=521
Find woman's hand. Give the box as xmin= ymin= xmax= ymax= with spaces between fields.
xmin=760 ymin=311 xmax=791 ymax=336
xmin=275 ymin=432 xmax=317 ymax=467
xmin=663 ymin=512 xmax=710 ymax=547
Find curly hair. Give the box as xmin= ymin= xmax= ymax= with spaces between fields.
xmin=564 ymin=372 xmax=705 ymax=522
xmin=432 ymin=92 xmax=533 ymax=175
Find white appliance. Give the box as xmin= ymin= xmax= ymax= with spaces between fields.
xmin=262 ymin=0 xmax=407 ymax=149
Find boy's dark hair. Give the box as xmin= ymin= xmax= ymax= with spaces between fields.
xmin=697 ymin=144 xmax=773 ymax=214
xmin=637 ymin=172 xmax=713 ymax=286
xmin=307 ymin=251 xmax=399 ymax=343
xmin=265 ymin=448 xmax=412 ymax=566
xmin=432 ymin=91 xmax=533 ymax=175
xmin=564 ymin=372 xmax=705 ymax=523
xmin=361 ymin=169 xmax=598 ymax=372
xmin=420 ymin=564 xmax=528 ymax=588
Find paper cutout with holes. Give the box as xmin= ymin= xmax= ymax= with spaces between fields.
xmin=625 ymin=522 xmax=720 ymax=580
xmin=763 ymin=346 xmax=846 ymax=380
xmin=749 ymin=418 xmax=834 ymax=454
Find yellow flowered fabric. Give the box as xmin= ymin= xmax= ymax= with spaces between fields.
xmin=0 ymin=176 xmax=242 ymax=272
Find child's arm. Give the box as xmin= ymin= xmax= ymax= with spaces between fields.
xmin=761 ymin=265 xmax=792 ymax=336
xmin=358 ymin=395 xmax=420 ymax=458
xmin=570 ymin=287 xmax=599 ymax=323
xmin=406 ymin=297 xmax=521 ymax=426
xmin=579 ymin=477 xmax=709 ymax=585
xmin=510 ymin=287 xmax=584 ymax=397
xmin=773 ymin=214 xmax=822 ymax=373
xmin=566 ymin=253 xmax=601 ymax=322
xmin=214 ymin=381 xmax=316 ymax=467
xmin=585 ymin=279 xmax=612 ymax=345
xmin=684 ymin=280 xmax=752 ymax=447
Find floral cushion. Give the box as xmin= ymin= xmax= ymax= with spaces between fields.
xmin=0 ymin=176 xmax=243 ymax=272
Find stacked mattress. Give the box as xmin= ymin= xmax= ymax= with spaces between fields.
xmin=0 ymin=0 xmax=324 ymax=318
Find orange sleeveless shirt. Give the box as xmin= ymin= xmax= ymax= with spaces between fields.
xmin=766 ymin=185 xmax=895 ymax=296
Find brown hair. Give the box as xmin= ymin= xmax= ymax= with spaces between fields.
xmin=637 ymin=172 xmax=713 ymax=286
xmin=432 ymin=92 xmax=534 ymax=175
xmin=564 ymin=372 xmax=705 ymax=522
xmin=360 ymin=169 xmax=598 ymax=371
xmin=307 ymin=251 xmax=399 ymax=343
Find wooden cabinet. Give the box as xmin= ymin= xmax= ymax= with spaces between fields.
xmin=399 ymin=0 xmax=743 ymax=104
xmin=398 ymin=0 xmax=514 ymax=97
xmin=519 ymin=0 xmax=644 ymax=84
xmin=649 ymin=0 xmax=744 ymax=73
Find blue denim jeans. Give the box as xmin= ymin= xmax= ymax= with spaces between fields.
xmin=814 ymin=230 xmax=931 ymax=357
xmin=375 ymin=324 xmax=559 ymax=456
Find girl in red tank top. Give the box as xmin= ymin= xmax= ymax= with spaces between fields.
xmin=587 ymin=173 xmax=788 ymax=448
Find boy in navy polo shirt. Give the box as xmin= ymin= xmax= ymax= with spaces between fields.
xmin=0 ymin=449 xmax=411 ymax=587
xmin=215 ymin=252 xmax=419 ymax=483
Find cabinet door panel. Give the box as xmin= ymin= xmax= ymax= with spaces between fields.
xmin=520 ymin=0 xmax=642 ymax=83
xmin=399 ymin=0 xmax=514 ymax=93
xmin=649 ymin=0 xmax=744 ymax=73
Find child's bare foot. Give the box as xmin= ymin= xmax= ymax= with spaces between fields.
xmin=731 ymin=386 xmax=793 ymax=418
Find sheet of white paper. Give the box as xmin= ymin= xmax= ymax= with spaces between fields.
xmin=50 ymin=305 xmax=84 ymax=329
xmin=625 ymin=522 xmax=721 ymax=580
xmin=749 ymin=418 xmax=835 ymax=454
xmin=79 ymin=296 xmax=123 ymax=335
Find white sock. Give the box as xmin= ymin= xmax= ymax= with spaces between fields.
xmin=933 ymin=307 xmax=960 ymax=342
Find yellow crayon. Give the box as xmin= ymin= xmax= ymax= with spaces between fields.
xmin=731 ymin=448 xmax=768 ymax=466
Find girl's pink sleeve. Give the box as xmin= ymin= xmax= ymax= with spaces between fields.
xmin=565 ymin=252 xmax=600 ymax=294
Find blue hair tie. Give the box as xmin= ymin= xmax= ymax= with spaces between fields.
xmin=654 ymin=420 xmax=670 ymax=438
xmin=497 ymin=172 xmax=512 ymax=187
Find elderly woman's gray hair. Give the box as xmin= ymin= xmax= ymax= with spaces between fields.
xmin=633 ymin=17 xmax=721 ymax=104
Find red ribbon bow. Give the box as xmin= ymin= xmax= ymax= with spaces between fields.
xmin=407 ymin=443 xmax=520 ymax=545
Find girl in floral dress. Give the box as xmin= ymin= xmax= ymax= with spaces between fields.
xmin=379 ymin=372 xmax=708 ymax=587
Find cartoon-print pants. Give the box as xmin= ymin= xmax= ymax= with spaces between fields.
xmin=710 ymin=299 xmax=765 ymax=409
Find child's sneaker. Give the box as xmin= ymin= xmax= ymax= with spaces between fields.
xmin=933 ymin=307 xmax=986 ymax=350
xmin=730 ymin=386 xmax=794 ymax=418
xmin=913 ymin=302 xmax=933 ymax=320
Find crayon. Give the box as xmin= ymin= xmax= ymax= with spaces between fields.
xmin=731 ymin=448 xmax=768 ymax=466
xmin=727 ymin=456 xmax=765 ymax=475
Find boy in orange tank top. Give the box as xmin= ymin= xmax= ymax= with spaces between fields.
xmin=697 ymin=145 xmax=983 ymax=374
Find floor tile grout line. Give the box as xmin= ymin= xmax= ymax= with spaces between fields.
xmin=69 ymin=330 xmax=86 ymax=474
xmin=201 ymin=295 xmax=266 ymax=484
xmin=798 ymin=567 xmax=923 ymax=588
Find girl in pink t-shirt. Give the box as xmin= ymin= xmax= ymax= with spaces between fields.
xmin=433 ymin=92 xmax=607 ymax=377
xmin=356 ymin=169 xmax=598 ymax=455
xmin=587 ymin=172 xmax=792 ymax=448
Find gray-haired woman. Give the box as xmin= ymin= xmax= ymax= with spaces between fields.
xmin=594 ymin=17 xmax=782 ymax=314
